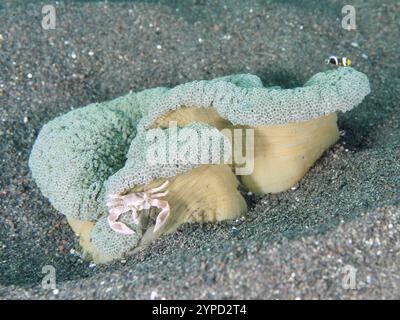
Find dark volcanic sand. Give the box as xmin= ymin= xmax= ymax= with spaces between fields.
xmin=0 ymin=0 xmax=399 ymax=299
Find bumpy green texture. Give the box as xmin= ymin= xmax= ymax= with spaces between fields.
xmin=29 ymin=88 xmax=167 ymax=220
xmin=95 ymin=123 xmax=230 ymax=259
xmin=91 ymin=214 xmax=142 ymax=258
xmin=138 ymin=67 xmax=370 ymax=131
xmin=136 ymin=73 xmax=263 ymax=132
xmin=105 ymin=122 xmax=231 ymax=196
xmin=29 ymin=69 xmax=370 ymax=260
xmin=29 ymin=69 xmax=370 ymax=221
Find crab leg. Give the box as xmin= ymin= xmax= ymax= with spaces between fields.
xmin=151 ymin=199 xmax=170 ymax=233
xmin=147 ymin=180 xmax=169 ymax=194
xmin=107 ymin=208 xmax=136 ymax=235
xmin=149 ymin=190 xmax=169 ymax=199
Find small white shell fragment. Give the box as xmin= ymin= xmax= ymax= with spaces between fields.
xmin=150 ymin=291 xmax=158 ymax=300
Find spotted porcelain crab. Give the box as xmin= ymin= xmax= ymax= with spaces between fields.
xmin=106 ymin=180 xmax=170 ymax=235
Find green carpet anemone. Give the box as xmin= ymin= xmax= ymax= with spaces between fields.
xmin=29 ymin=68 xmax=370 ymax=262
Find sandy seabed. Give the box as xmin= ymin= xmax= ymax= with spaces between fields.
xmin=0 ymin=0 xmax=399 ymax=299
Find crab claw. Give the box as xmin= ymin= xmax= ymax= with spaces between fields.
xmin=107 ymin=208 xmax=136 ymax=235
xmin=151 ymin=199 xmax=170 ymax=233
